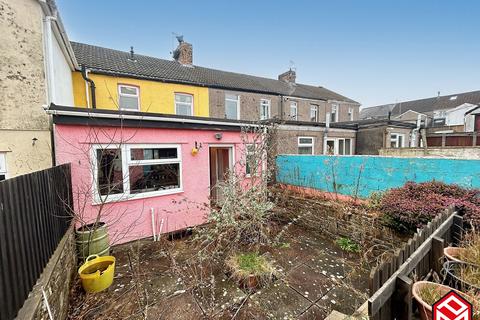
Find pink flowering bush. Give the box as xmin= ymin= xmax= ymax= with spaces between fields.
xmin=379 ymin=181 xmax=480 ymax=233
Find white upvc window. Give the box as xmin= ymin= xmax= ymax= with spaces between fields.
xmin=330 ymin=104 xmax=338 ymax=122
xmin=225 ymin=94 xmax=240 ymax=120
xmin=175 ymin=93 xmax=194 ymax=116
xmin=0 ymin=153 xmax=7 ymax=181
xmin=92 ymin=144 xmax=182 ymax=203
xmin=310 ymin=105 xmax=318 ymax=122
xmin=260 ymin=99 xmax=271 ymax=120
xmin=290 ymin=101 xmax=298 ymax=120
xmin=298 ymin=137 xmax=314 ymax=155
xmin=390 ymin=133 xmax=405 ymax=148
xmin=118 ymin=85 xmax=140 ymax=110
xmin=348 ymin=107 xmax=354 ymax=121
xmin=325 ymin=138 xmax=352 ymax=155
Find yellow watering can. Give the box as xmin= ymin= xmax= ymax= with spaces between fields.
xmin=78 ymin=254 xmax=116 ymax=293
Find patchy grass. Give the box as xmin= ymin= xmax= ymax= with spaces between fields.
xmin=336 ymin=237 xmax=361 ymax=253
xmin=226 ymin=252 xmax=277 ymax=286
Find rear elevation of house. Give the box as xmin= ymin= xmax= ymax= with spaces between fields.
xmin=70 ymin=38 xmax=361 ymax=155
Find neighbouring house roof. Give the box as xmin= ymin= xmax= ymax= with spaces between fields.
xmin=394 ymin=109 xmax=428 ymax=118
xmin=337 ymin=119 xmax=417 ymax=129
xmin=276 ymin=119 xmax=357 ymax=130
xmin=70 ymin=42 xmax=359 ymax=104
xmin=465 ymin=105 xmax=480 ymax=115
xmin=359 ymin=104 xmax=395 ymax=120
xmin=362 ymin=90 xmax=480 ymax=119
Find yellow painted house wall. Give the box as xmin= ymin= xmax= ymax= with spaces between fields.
xmin=72 ymin=72 xmax=209 ymax=116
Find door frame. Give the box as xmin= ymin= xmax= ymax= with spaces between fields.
xmin=208 ymin=144 xmax=235 ymax=196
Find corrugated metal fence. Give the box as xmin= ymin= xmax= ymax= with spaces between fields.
xmin=0 ymin=164 xmax=73 ymax=319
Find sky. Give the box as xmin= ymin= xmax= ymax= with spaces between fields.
xmin=56 ymin=0 xmax=480 ymax=108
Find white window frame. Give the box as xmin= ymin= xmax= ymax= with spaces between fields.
xmin=260 ymin=99 xmax=271 ymax=120
xmin=298 ymin=137 xmax=314 ymax=155
xmin=118 ymin=84 xmax=140 ymax=111
xmin=175 ymin=93 xmax=194 ymax=116
xmin=92 ymin=144 xmax=183 ymax=204
xmin=324 ymin=138 xmax=353 ymax=155
xmin=290 ymin=101 xmax=298 ymax=120
xmin=310 ymin=105 xmax=318 ymax=122
xmin=331 ymin=104 xmax=338 ymax=122
xmin=0 ymin=153 xmax=7 ymax=181
xmin=225 ymin=93 xmax=240 ymax=120
xmin=390 ymin=133 xmax=406 ymax=148
xmin=348 ymin=107 xmax=354 ymax=121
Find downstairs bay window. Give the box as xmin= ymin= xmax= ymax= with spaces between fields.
xmin=93 ymin=144 xmax=182 ymax=202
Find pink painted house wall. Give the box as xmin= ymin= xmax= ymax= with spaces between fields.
xmin=54 ymin=124 xmax=251 ymax=244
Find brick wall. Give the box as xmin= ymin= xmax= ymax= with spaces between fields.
xmin=208 ymin=88 xmax=281 ymax=120
xmin=17 ymin=226 xmax=77 ymax=320
xmin=209 ymin=88 xmax=360 ymax=123
xmin=277 ymin=185 xmax=404 ymax=257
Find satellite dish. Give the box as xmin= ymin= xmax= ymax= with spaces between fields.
xmin=176 ymin=35 xmax=184 ymax=44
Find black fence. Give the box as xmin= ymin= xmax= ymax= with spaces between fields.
xmin=0 ymin=164 xmax=73 ymax=319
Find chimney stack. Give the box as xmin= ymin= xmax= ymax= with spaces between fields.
xmin=278 ymin=69 xmax=296 ymax=83
xmin=173 ymin=35 xmax=193 ymax=65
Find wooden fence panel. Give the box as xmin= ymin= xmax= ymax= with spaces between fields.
xmin=368 ymin=207 xmax=458 ymax=319
xmin=0 ymin=164 xmax=72 ymax=320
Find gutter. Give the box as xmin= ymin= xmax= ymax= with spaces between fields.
xmin=46 ymin=107 xmax=259 ymax=128
xmin=38 ymin=0 xmax=79 ymax=70
xmin=81 ymin=66 xmax=96 ymax=108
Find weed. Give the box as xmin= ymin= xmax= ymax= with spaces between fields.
xmin=336 ymin=237 xmax=361 ymax=253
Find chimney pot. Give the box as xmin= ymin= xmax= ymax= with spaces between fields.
xmin=278 ymin=69 xmax=296 ymax=83
xmin=173 ymin=38 xmax=193 ymax=65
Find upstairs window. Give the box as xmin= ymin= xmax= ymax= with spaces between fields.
xmin=0 ymin=153 xmax=6 ymax=181
xmin=390 ymin=133 xmax=405 ymax=148
xmin=330 ymin=104 xmax=338 ymax=122
xmin=310 ymin=105 xmax=318 ymax=122
xmin=290 ymin=101 xmax=298 ymax=120
xmin=260 ymin=99 xmax=271 ymax=120
xmin=175 ymin=93 xmax=193 ymax=116
xmin=225 ymin=94 xmax=240 ymax=120
xmin=118 ymin=85 xmax=140 ymax=110
xmin=298 ymin=137 xmax=314 ymax=155
xmin=348 ymin=107 xmax=354 ymax=121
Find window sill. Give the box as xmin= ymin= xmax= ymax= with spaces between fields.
xmin=92 ymin=188 xmax=184 ymax=205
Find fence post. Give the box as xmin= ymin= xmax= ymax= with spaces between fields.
xmin=430 ymin=236 xmax=444 ymax=275
xmin=393 ymin=275 xmax=413 ymax=320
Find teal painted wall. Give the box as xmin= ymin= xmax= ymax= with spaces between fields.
xmin=276 ymin=155 xmax=480 ymax=198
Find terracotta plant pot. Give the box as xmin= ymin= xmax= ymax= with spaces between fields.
xmin=412 ymin=281 xmax=465 ymax=320
xmin=444 ymin=247 xmax=468 ymax=263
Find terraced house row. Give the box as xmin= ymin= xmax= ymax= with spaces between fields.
xmin=68 ymin=39 xmax=361 ymax=156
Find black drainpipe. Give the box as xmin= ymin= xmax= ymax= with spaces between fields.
xmin=81 ymin=66 xmax=96 ymax=108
